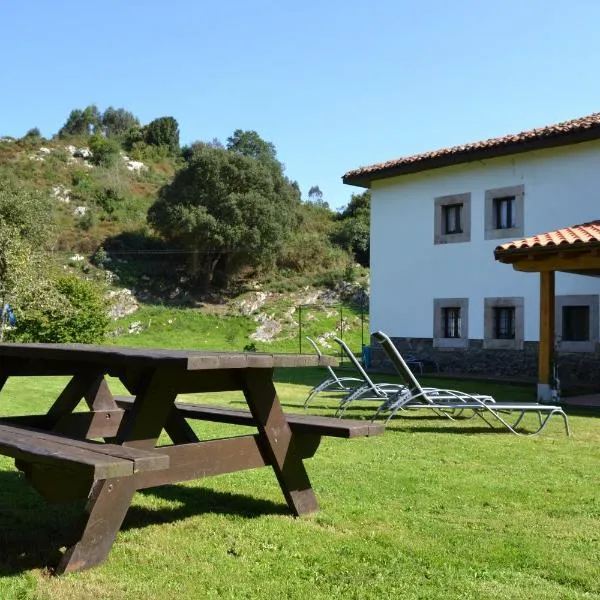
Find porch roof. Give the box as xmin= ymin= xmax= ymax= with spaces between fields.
xmin=494 ymin=220 xmax=600 ymax=275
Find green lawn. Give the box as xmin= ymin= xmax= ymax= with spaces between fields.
xmin=108 ymin=304 xmax=370 ymax=356
xmin=0 ymin=369 xmax=598 ymax=599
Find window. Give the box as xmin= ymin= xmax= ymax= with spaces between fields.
xmin=493 ymin=307 xmax=515 ymax=339
xmin=555 ymin=295 xmax=599 ymax=353
xmin=443 ymin=204 xmax=462 ymax=234
xmin=494 ymin=196 xmax=516 ymax=229
xmin=484 ymin=297 xmax=524 ymax=350
xmin=562 ymin=306 xmax=590 ymax=342
xmin=434 ymin=193 xmax=471 ymax=244
xmin=484 ymin=185 xmax=524 ymax=240
xmin=434 ymin=298 xmax=469 ymax=348
xmin=443 ymin=307 xmax=461 ymax=338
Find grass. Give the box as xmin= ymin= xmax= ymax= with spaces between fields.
xmin=0 ymin=369 xmax=598 ymax=599
xmin=109 ymin=304 xmax=369 ymax=356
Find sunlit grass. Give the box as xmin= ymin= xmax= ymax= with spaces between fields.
xmin=0 ymin=369 xmax=598 ymax=599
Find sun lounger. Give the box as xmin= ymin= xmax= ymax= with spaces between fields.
xmin=372 ymin=331 xmax=570 ymax=436
xmin=332 ymin=336 xmax=405 ymax=417
xmin=303 ymin=337 xmax=364 ymax=408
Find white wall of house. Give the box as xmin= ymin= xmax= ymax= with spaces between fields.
xmin=369 ymin=139 xmax=600 ymax=341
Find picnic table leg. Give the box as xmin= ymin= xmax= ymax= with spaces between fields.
xmin=46 ymin=371 xmax=107 ymax=426
xmin=116 ymin=367 xmax=179 ymax=449
xmin=242 ymin=368 xmax=318 ymax=516
xmin=57 ymin=476 xmax=136 ymax=574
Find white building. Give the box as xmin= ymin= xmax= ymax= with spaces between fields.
xmin=343 ymin=113 xmax=600 ymax=387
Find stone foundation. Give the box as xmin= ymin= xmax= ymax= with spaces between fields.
xmin=371 ymin=336 xmax=600 ymax=387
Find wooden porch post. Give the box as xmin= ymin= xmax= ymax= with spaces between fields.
xmin=538 ymin=270 xmax=555 ymax=402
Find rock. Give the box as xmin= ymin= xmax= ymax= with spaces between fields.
xmin=121 ymin=155 xmax=147 ymax=172
xmin=106 ymin=288 xmax=139 ymax=320
xmin=128 ymin=321 xmax=143 ymax=334
xmin=73 ymin=206 xmax=88 ymax=216
xmin=236 ymin=292 xmax=269 ymax=315
xmin=51 ymin=184 xmax=71 ymax=203
xmin=250 ymin=316 xmax=282 ymax=342
xmin=104 ymin=270 xmax=118 ymax=283
xmin=74 ymin=147 xmax=92 ymax=159
xmin=69 ymin=254 xmax=85 ymax=262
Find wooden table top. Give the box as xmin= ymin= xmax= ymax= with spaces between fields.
xmin=0 ymin=343 xmax=338 ymax=370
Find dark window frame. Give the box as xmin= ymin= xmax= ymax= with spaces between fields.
xmin=442 ymin=203 xmax=463 ymax=235
xmin=442 ymin=306 xmax=461 ymax=338
xmin=434 ymin=193 xmax=471 ymax=245
xmin=562 ymin=305 xmax=590 ymax=342
xmin=484 ymin=185 xmax=524 ymax=240
xmin=494 ymin=196 xmax=516 ymax=230
xmin=493 ymin=306 xmax=515 ymax=339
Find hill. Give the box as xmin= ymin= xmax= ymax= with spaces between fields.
xmin=0 ymin=134 xmax=175 ymax=254
xmin=0 ymin=127 xmax=370 ymax=352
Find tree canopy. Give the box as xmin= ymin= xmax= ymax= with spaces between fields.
xmin=226 ymin=129 xmax=280 ymax=168
xmin=334 ymin=191 xmax=371 ymax=267
xmin=0 ymin=177 xmax=108 ymax=343
xmin=147 ymin=141 xmax=300 ymax=288
xmin=144 ymin=116 xmax=180 ymax=155
xmin=58 ymin=105 xmax=102 ymax=137
xmin=101 ymin=107 xmax=140 ymax=139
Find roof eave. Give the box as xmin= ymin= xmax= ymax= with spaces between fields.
xmin=343 ymin=125 xmax=600 ymax=188
xmin=495 ymin=240 xmax=600 ymax=263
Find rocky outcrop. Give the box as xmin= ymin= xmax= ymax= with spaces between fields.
xmin=106 ymin=288 xmax=139 ymax=320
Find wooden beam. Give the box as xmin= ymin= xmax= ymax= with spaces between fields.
xmin=133 ymin=435 xmax=322 ymax=489
xmin=512 ymin=253 xmax=600 ymax=272
xmin=538 ymin=271 xmax=555 ymax=394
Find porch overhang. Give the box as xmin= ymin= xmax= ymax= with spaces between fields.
xmin=494 ymin=221 xmax=600 ymax=402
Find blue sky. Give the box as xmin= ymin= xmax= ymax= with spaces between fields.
xmin=2 ymin=1 xmax=600 ymax=209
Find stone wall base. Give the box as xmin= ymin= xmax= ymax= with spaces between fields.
xmin=371 ymin=336 xmax=600 ymax=387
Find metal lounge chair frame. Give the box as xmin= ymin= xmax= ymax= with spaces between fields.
xmin=303 ymin=336 xmax=364 ymax=408
xmin=333 ymin=336 xmax=405 ymax=417
xmin=372 ymin=331 xmax=571 ymax=437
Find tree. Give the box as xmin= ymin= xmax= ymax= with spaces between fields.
xmin=0 ymin=178 xmax=107 ymax=343
xmin=0 ymin=178 xmax=55 ymax=310
xmin=181 ymin=139 xmax=223 ymax=162
xmin=101 ymin=107 xmax=140 ymax=139
xmin=0 ymin=177 xmax=54 ymax=247
xmin=333 ymin=191 xmax=371 ymax=267
xmin=58 ymin=105 xmax=101 ymax=137
xmin=23 ymin=127 xmax=41 ymax=140
xmin=226 ymin=129 xmax=280 ymax=168
xmin=144 ymin=116 xmax=180 ymax=155
xmin=88 ymin=133 xmax=122 ymax=167
xmin=148 ymin=144 xmax=300 ymax=289
xmin=307 ymin=185 xmax=329 ymax=208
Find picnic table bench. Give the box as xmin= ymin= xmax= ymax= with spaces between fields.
xmin=0 ymin=343 xmax=384 ymax=574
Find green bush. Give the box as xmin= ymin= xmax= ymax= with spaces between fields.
xmin=95 ymin=187 xmax=124 ymax=215
xmin=89 ymin=134 xmax=121 ymax=168
xmin=12 ymin=276 xmax=109 ymax=343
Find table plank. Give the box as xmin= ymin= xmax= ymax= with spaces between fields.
xmin=0 ymin=422 xmax=168 ymax=473
xmin=0 ymin=343 xmax=338 ymax=371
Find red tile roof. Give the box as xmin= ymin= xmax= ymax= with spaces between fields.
xmin=344 ymin=112 xmax=600 ymax=187
xmin=495 ymin=221 xmax=600 ymax=257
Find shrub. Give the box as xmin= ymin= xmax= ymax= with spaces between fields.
xmin=89 ymin=134 xmax=121 ymax=168
xmin=95 ymin=187 xmax=124 ymax=215
xmin=12 ymin=276 xmax=109 ymax=343
xmin=23 ymin=127 xmax=41 ymax=140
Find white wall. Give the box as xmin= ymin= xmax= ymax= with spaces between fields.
xmin=370 ymin=140 xmax=600 ymax=341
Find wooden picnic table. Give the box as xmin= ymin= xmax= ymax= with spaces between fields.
xmin=0 ymin=343 xmax=384 ymax=574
